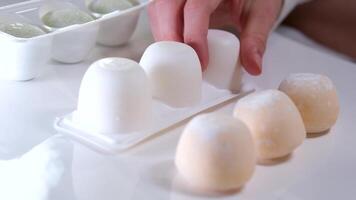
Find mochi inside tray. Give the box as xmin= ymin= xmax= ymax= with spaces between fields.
xmin=55 ymin=84 xmax=253 ymax=154
xmin=55 ymin=30 xmax=248 ymax=154
xmin=0 ymin=0 xmax=149 ymax=81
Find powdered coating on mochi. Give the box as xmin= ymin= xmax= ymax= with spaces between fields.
xmin=279 ymin=73 xmax=339 ymax=133
xmin=235 ymin=90 xmax=284 ymax=110
xmin=185 ymin=114 xmax=242 ymax=141
xmin=97 ymin=57 xmax=137 ymax=71
xmin=233 ymin=89 xmax=306 ymax=160
xmin=283 ymin=73 xmax=334 ymax=92
xmin=175 ymin=113 xmax=256 ymax=191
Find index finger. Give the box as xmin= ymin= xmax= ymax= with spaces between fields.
xmin=240 ymin=0 xmax=282 ymax=75
xmin=183 ymin=0 xmax=223 ymax=69
xmin=148 ymin=0 xmax=186 ymax=42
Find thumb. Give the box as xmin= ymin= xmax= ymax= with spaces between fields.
xmin=240 ymin=0 xmax=282 ymax=75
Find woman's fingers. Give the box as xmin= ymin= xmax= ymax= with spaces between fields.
xmin=240 ymin=0 xmax=282 ymax=75
xmin=148 ymin=0 xmax=281 ymax=74
xmin=148 ymin=0 xmax=222 ymax=69
xmin=148 ymin=0 xmax=186 ymax=42
xmin=183 ymin=0 xmax=223 ymax=69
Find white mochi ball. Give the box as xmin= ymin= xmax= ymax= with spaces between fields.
xmin=140 ymin=41 xmax=202 ymax=108
xmin=204 ymin=29 xmax=242 ymax=92
xmin=279 ymin=73 xmax=339 ymax=133
xmin=233 ymin=90 xmax=306 ymax=160
xmin=175 ymin=113 xmax=256 ymax=192
xmin=75 ymin=57 xmax=152 ymax=134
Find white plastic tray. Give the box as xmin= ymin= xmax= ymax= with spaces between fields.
xmin=0 ymin=0 xmax=149 ymax=81
xmin=55 ymin=82 xmax=254 ymax=154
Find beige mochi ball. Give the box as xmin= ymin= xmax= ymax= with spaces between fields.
xmin=279 ymin=73 xmax=339 ymax=133
xmin=233 ymin=90 xmax=306 ymax=160
xmin=175 ymin=113 xmax=256 ymax=192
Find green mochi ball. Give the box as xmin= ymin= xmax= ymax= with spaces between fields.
xmin=0 ymin=22 xmax=45 ymax=38
xmin=89 ymin=0 xmax=135 ymax=14
xmin=42 ymin=8 xmax=94 ymax=28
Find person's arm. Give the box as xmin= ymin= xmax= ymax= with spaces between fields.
xmin=275 ymin=0 xmax=310 ymax=27
xmin=284 ymin=0 xmax=356 ymax=59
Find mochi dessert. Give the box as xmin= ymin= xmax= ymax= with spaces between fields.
xmin=233 ymin=90 xmax=306 ymax=161
xmin=279 ymin=73 xmax=339 ymax=133
xmin=175 ymin=113 xmax=256 ymax=192
xmin=88 ymin=0 xmax=136 ymax=14
xmin=74 ymin=57 xmax=152 ymax=134
xmin=140 ymin=41 xmax=202 ymax=108
xmin=204 ymin=29 xmax=242 ymax=92
xmin=42 ymin=8 xmax=94 ymax=28
xmin=0 ymin=22 xmax=45 ymax=38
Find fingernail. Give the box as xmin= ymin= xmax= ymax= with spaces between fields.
xmin=254 ymin=52 xmax=262 ymax=74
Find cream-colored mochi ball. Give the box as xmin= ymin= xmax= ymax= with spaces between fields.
xmin=279 ymin=73 xmax=339 ymax=133
xmin=233 ymin=90 xmax=306 ymax=160
xmin=175 ymin=113 xmax=256 ymax=192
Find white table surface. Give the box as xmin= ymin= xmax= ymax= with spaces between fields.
xmin=1 ymin=11 xmax=356 ymax=200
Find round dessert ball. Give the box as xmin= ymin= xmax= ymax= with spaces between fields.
xmin=89 ymin=0 xmax=134 ymax=14
xmin=204 ymin=29 xmax=242 ymax=92
xmin=0 ymin=22 xmax=45 ymax=38
xmin=233 ymin=90 xmax=306 ymax=160
xmin=42 ymin=8 xmax=94 ymax=28
xmin=139 ymin=41 xmax=202 ymax=108
xmin=279 ymin=73 xmax=339 ymax=133
xmin=75 ymin=57 xmax=152 ymax=134
xmin=175 ymin=113 xmax=256 ymax=192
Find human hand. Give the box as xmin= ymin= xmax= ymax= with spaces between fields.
xmin=148 ymin=0 xmax=283 ymax=75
